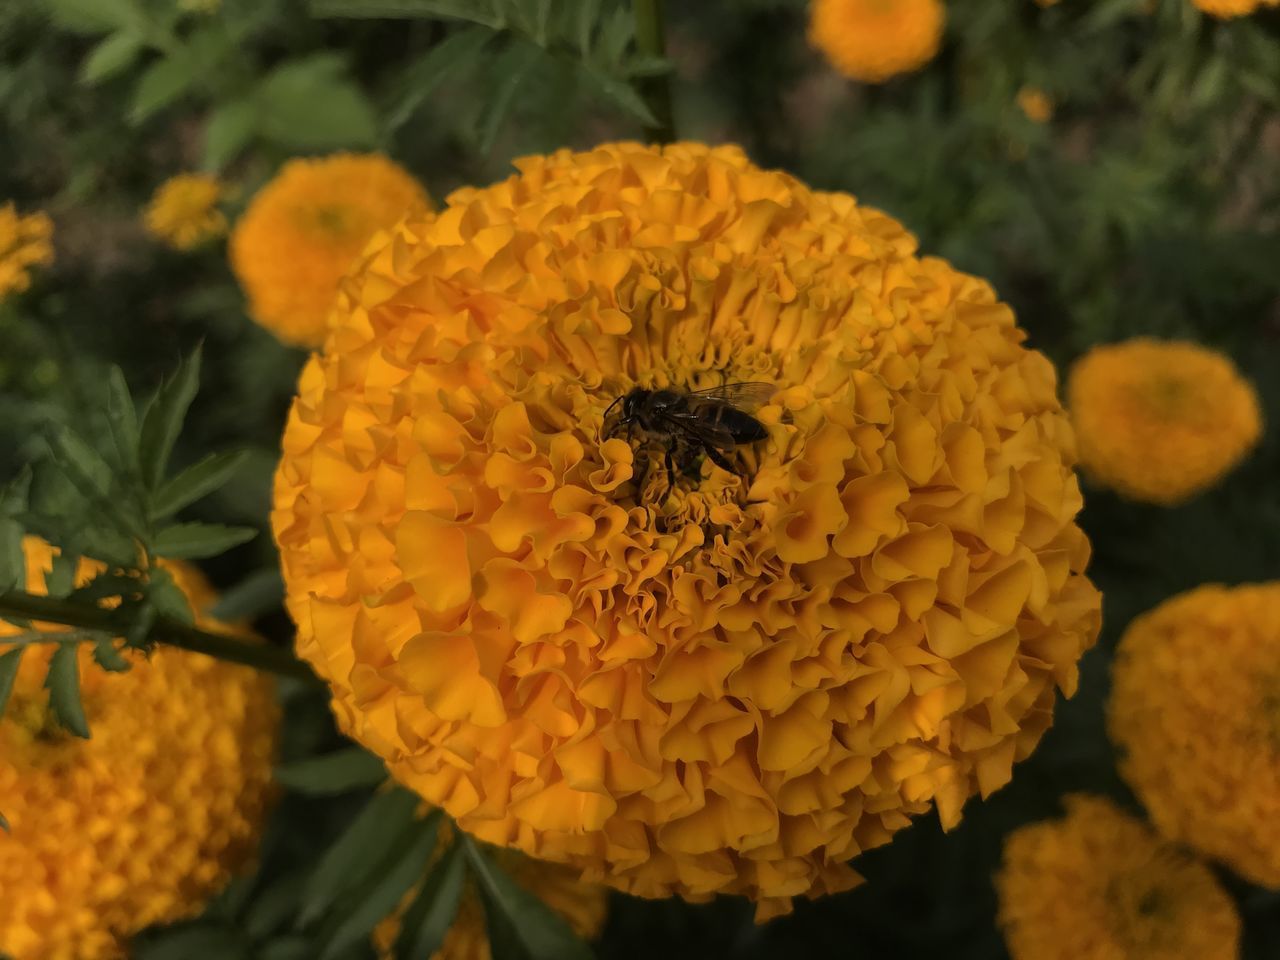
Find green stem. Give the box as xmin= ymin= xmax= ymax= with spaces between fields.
xmin=0 ymin=590 xmax=317 ymax=682
xmin=633 ymin=0 xmax=676 ymax=144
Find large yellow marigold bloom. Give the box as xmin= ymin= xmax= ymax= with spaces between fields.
xmin=0 ymin=203 xmax=54 ymax=300
xmin=271 ymin=142 xmax=1102 ymax=918
xmin=808 ymin=0 xmax=945 ymax=83
xmin=0 ymin=539 xmax=279 ymax=960
xmin=144 ymin=173 xmax=227 ymax=251
xmin=996 ymin=794 xmax=1241 ymax=960
xmin=1068 ymin=338 xmax=1261 ymax=505
xmin=229 ymin=153 xmax=430 ymax=348
xmin=373 ymin=823 xmax=607 ymax=960
xmin=1193 ymin=0 xmax=1278 ymax=18
xmin=1109 ymin=583 xmax=1280 ymax=888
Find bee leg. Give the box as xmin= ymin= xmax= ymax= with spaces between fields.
xmin=665 ymin=448 xmax=678 ymax=492
xmin=704 ymin=445 xmax=735 ymax=473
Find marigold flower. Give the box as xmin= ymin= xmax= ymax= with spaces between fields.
xmin=996 ymin=794 xmax=1241 ymax=960
xmin=1109 ymin=583 xmax=1280 ymax=888
xmin=1016 ymin=87 xmax=1053 ymax=124
xmin=1068 ymin=338 xmax=1261 ymax=505
xmin=0 ymin=203 xmax=54 ymax=300
xmin=144 ymin=173 xmax=227 ymax=251
xmin=1193 ymin=0 xmax=1279 ymax=18
xmin=373 ymin=822 xmax=607 ymax=960
xmin=229 ymin=153 xmax=430 ymax=348
xmin=808 ymin=0 xmax=945 ymax=83
xmin=271 ymin=141 xmax=1102 ymax=918
xmin=0 ymin=539 xmax=279 ymax=960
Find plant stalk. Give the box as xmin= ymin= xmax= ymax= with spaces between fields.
xmin=0 ymin=589 xmax=317 ymax=682
xmin=633 ymin=0 xmax=676 ymax=144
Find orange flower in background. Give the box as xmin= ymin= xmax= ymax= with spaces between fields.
xmin=1193 ymin=0 xmax=1279 ymax=18
xmin=374 ymin=822 xmax=607 ymax=960
xmin=809 ymin=0 xmax=945 ymax=83
xmin=230 ymin=153 xmax=430 ymax=348
xmin=1016 ymin=87 xmax=1053 ymax=124
xmin=1109 ymin=583 xmax=1280 ymax=889
xmin=0 ymin=203 xmax=53 ymax=300
xmin=144 ymin=173 xmax=227 ymax=251
xmin=0 ymin=539 xmax=279 ymax=960
xmin=1068 ymin=338 xmax=1261 ymax=505
xmin=996 ymin=794 xmax=1241 ymax=960
xmin=272 ymin=141 xmax=1101 ymax=918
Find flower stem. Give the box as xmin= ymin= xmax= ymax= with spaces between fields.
xmin=0 ymin=589 xmax=317 ymax=682
xmin=633 ymin=0 xmax=676 ymax=144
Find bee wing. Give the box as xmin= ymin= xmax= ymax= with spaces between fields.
xmin=660 ymin=409 xmax=739 ymax=449
xmin=686 ymin=381 xmax=776 ymax=410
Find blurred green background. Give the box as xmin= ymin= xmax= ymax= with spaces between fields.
xmin=2 ymin=0 xmax=1279 ymax=957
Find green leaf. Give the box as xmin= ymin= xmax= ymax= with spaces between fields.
xmin=464 ymin=836 xmax=594 ymax=960
xmin=254 ymin=937 xmax=313 ymax=960
xmin=92 ymin=637 xmax=132 ymax=673
xmin=139 ymin=346 xmax=203 ymax=490
xmin=586 ymin=70 xmax=657 ymax=126
xmin=42 ymin=0 xmax=144 ymax=34
xmin=132 ymin=922 xmax=251 ymax=960
xmin=148 ymin=565 xmax=194 ymax=624
xmin=0 ymin=519 xmax=23 ymax=593
xmin=309 ymin=0 xmax=503 ymax=28
xmin=151 ymin=450 xmax=249 ymax=521
xmin=130 ymin=53 xmax=198 ymax=123
xmin=152 ymin=522 xmax=257 ymax=560
xmin=243 ymin=869 xmax=308 ymax=941
xmin=0 ymin=648 xmax=24 ymax=722
xmin=105 ymin=367 xmax=140 ymax=477
xmin=45 ymin=643 xmax=90 ymax=739
xmin=385 ymin=25 xmax=493 ymax=132
xmin=316 ymin=811 xmax=441 ymax=960
xmin=393 ymin=839 xmax=467 ymax=960
xmin=46 ymin=425 xmax=113 ymax=505
xmin=46 ymin=550 xmax=79 ymax=599
xmin=71 ymin=571 xmax=142 ymax=604
xmin=297 ymin=788 xmax=423 ymax=927
xmin=256 ymin=55 xmax=378 ymax=150
xmin=209 ymin=568 xmax=283 ymax=621
xmin=203 ymin=98 xmax=258 ymax=172
xmin=275 ymin=747 xmax=388 ymax=795
xmin=125 ymin=600 xmax=158 ymax=650
xmin=476 ymin=40 xmax=541 ymax=154
xmin=79 ymin=30 xmax=143 ymax=85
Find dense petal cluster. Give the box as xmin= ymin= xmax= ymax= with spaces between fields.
xmin=230 ymin=153 xmax=430 ymax=347
xmin=144 ymin=173 xmax=227 ymax=251
xmin=1193 ymin=0 xmax=1278 ymax=18
xmin=0 ymin=539 xmax=280 ymax=960
xmin=272 ymin=141 xmax=1101 ymax=917
xmin=374 ymin=823 xmax=607 ymax=960
xmin=808 ymin=0 xmax=945 ymax=83
xmin=1109 ymin=583 xmax=1280 ymax=888
xmin=0 ymin=203 xmax=53 ymax=300
xmin=996 ymin=794 xmax=1240 ymax=960
xmin=1068 ymin=338 xmax=1261 ymax=505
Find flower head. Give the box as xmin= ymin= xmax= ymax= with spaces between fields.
xmin=1109 ymin=583 xmax=1280 ymax=888
xmin=272 ymin=141 xmax=1101 ymax=917
xmin=1017 ymin=87 xmax=1053 ymax=124
xmin=1193 ymin=0 xmax=1279 ymax=18
xmin=230 ymin=153 xmax=430 ymax=348
xmin=144 ymin=173 xmax=227 ymax=251
xmin=0 ymin=539 xmax=279 ymax=960
xmin=996 ymin=794 xmax=1241 ymax=960
xmin=0 ymin=203 xmax=54 ymax=300
xmin=808 ymin=0 xmax=945 ymax=83
xmin=1068 ymin=338 xmax=1261 ymax=504
xmin=374 ymin=822 xmax=607 ymax=960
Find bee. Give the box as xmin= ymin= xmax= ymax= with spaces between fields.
xmin=602 ymin=382 xmax=773 ymax=498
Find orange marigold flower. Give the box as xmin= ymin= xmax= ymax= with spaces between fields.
xmin=0 ymin=538 xmax=279 ymax=960
xmin=996 ymin=794 xmax=1241 ymax=960
xmin=0 ymin=203 xmax=54 ymax=300
xmin=229 ymin=153 xmax=430 ymax=348
xmin=271 ymin=141 xmax=1102 ymax=918
xmin=373 ymin=822 xmax=607 ymax=960
xmin=1016 ymin=87 xmax=1053 ymax=124
xmin=144 ymin=173 xmax=227 ymax=251
xmin=1068 ymin=338 xmax=1261 ymax=505
xmin=808 ymin=0 xmax=945 ymax=83
xmin=1109 ymin=583 xmax=1280 ymax=888
xmin=1193 ymin=0 xmax=1278 ymax=17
